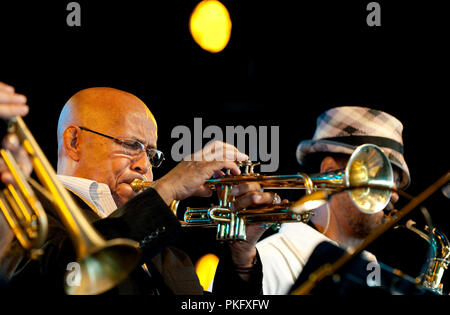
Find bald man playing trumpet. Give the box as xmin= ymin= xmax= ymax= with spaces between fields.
xmin=9 ymin=87 xmax=274 ymax=295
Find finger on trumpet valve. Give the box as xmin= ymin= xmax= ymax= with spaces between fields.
xmin=242 ymin=160 xmax=251 ymax=175
xmin=250 ymin=162 xmax=260 ymax=175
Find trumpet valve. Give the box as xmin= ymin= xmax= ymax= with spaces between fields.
xmin=243 ymin=160 xmax=252 ymax=175
xmin=236 ymin=160 xmax=254 ymax=175
xmin=250 ymin=162 xmax=260 ymax=175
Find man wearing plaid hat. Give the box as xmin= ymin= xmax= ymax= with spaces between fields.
xmin=256 ymin=106 xmax=409 ymax=295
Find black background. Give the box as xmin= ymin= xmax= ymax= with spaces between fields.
xmin=1 ymin=0 xmax=449 ymax=293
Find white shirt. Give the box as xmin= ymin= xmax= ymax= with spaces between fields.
xmin=256 ymin=222 xmax=376 ymax=295
xmin=56 ymin=175 xmax=155 ymax=283
xmin=57 ymin=175 xmax=118 ymax=218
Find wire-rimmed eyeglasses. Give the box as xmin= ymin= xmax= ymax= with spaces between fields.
xmin=78 ymin=126 xmax=164 ymax=168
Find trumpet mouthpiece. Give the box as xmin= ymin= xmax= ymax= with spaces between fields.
xmin=130 ymin=179 xmax=153 ymax=192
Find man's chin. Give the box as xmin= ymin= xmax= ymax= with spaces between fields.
xmin=113 ymin=184 xmax=137 ymax=207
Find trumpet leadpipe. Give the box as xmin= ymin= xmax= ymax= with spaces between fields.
xmin=204 ymin=172 xmax=345 ymax=189
xmin=130 ymin=171 xmax=346 ymax=193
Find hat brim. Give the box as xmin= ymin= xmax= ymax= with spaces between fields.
xmin=296 ymin=139 xmax=410 ymax=189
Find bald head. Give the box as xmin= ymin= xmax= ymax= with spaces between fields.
xmin=57 ymin=87 xmax=156 ymax=146
xmin=56 ymin=87 xmax=158 ymax=206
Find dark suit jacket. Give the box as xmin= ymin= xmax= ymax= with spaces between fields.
xmin=8 ymin=187 xmax=262 ymax=295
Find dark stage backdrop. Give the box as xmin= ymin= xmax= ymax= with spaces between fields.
xmin=1 ymin=1 xmax=448 ymax=292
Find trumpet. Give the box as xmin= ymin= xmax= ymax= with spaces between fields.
xmin=0 ymin=116 xmax=141 ymax=295
xmin=132 ymin=144 xmax=395 ymax=241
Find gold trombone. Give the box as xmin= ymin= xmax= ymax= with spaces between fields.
xmin=0 ymin=116 xmax=141 ymax=295
xmin=0 ymin=149 xmax=48 ymax=260
xmin=132 ymin=144 xmax=395 ymax=241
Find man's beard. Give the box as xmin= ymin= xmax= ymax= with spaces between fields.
xmin=348 ymin=212 xmax=383 ymax=238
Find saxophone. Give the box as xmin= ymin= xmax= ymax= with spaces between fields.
xmin=404 ymin=220 xmax=450 ymax=294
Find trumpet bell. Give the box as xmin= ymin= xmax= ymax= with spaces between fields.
xmin=65 ymin=239 xmax=141 ymax=295
xmin=345 ymin=144 xmax=394 ymax=214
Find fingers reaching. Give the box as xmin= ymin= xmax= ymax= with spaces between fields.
xmin=0 ymin=83 xmax=28 ymax=119
xmin=188 ymin=141 xmax=249 ymax=163
xmin=0 ymin=105 xmax=29 ymax=119
xmin=0 ymin=82 xmax=15 ymax=93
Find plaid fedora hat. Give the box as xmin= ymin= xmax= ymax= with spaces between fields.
xmin=296 ymin=106 xmax=410 ymax=188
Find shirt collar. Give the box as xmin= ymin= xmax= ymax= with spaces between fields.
xmin=56 ymin=175 xmax=118 ymax=218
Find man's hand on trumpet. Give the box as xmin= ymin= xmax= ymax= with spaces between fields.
xmin=228 ymin=181 xmax=288 ymax=281
xmin=152 ymin=141 xmax=249 ymax=205
xmin=0 ymin=82 xmax=32 ymax=185
xmin=151 ymin=140 xmax=276 ymax=281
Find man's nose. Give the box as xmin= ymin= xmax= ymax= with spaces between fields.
xmin=131 ymin=153 xmax=152 ymax=179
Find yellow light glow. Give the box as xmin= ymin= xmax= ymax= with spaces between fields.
xmin=195 ymin=253 xmax=220 ymax=290
xmin=189 ymin=0 xmax=232 ymax=53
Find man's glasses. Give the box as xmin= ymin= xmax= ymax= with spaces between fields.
xmin=78 ymin=126 xmax=165 ymax=168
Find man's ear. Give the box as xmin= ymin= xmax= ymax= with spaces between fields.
xmin=62 ymin=125 xmax=81 ymax=162
xmin=320 ymin=156 xmax=343 ymax=173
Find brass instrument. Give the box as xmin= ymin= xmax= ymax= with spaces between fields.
xmin=0 ymin=149 xmax=48 ymax=260
xmin=291 ymin=171 xmax=450 ymax=295
xmin=0 ymin=116 xmax=141 ymax=295
xmin=402 ymin=220 xmax=450 ymax=294
xmin=132 ymin=144 xmax=394 ymax=241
